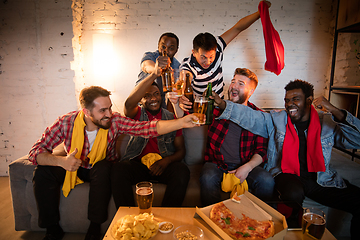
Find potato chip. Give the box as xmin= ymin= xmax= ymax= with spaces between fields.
xmin=112 ymin=213 xmax=159 ymax=240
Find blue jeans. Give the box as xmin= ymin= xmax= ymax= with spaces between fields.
xmin=200 ymin=162 xmax=275 ymax=206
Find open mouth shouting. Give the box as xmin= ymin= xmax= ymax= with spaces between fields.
xmin=286 ymin=107 xmax=303 ymax=123
xmin=229 ymin=89 xmax=239 ymax=100
xmin=288 ymin=108 xmax=298 ymax=117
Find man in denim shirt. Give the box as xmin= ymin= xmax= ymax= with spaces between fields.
xmin=112 ymin=58 xmax=190 ymax=208
xmin=215 ymin=79 xmax=360 ymax=238
xmin=136 ymin=32 xmax=180 ymax=108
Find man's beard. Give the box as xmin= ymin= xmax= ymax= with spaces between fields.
xmin=91 ymin=116 xmax=111 ymax=129
xmin=234 ymin=94 xmax=247 ymax=104
xmin=229 ymin=90 xmax=248 ymax=104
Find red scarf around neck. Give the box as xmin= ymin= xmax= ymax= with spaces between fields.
xmin=281 ymin=105 xmax=325 ymax=176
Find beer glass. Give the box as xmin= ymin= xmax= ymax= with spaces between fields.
xmin=173 ymin=69 xmax=183 ymax=97
xmin=173 ymin=80 xmax=184 ymax=97
xmin=302 ymin=207 xmax=326 ymax=240
xmin=135 ymin=181 xmax=154 ymax=214
xmin=193 ymin=96 xmax=208 ymax=124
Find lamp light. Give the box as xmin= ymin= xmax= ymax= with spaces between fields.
xmin=92 ymin=33 xmax=116 ymax=91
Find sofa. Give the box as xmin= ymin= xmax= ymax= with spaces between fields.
xmin=9 ymin=125 xmax=360 ymax=238
xmin=8 ymin=126 xmax=213 ymax=233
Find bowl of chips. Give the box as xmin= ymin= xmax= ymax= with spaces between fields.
xmin=173 ymin=225 xmax=204 ymax=240
xmin=111 ymin=213 xmax=159 ymax=240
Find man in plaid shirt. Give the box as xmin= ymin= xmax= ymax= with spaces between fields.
xmin=29 ymin=84 xmax=197 ymax=240
xmin=200 ymin=68 xmax=274 ymax=206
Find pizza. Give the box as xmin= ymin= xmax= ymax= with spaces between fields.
xmin=231 ymin=194 xmax=242 ymax=203
xmin=209 ymin=202 xmax=274 ymax=240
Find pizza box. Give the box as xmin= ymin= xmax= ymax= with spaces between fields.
xmin=195 ymin=191 xmax=288 ymax=240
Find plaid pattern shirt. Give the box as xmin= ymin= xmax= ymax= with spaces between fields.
xmin=28 ymin=111 xmax=158 ymax=168
xmin=204 ymin=102 xmax=268 ymax=171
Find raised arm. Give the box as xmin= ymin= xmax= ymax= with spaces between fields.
xmin=126 ymin=56 xmax=169 ymax=118
xmin=314 ymin=96 xmax=360 ymax=150
xmin=124 ymin=64 xmax=162 ymax=118
xmin=220 ymin=1 xmax=271 ymax=45
xmin=313 ymin=96 xmax=345 ymax=122
xmin=141 ymin=53 xmax=170 ymax=74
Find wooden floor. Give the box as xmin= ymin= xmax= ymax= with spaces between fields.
xmin=0 ymin=176 xmax=86 ymax=240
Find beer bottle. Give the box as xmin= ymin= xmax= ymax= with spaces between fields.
xmin=161 ymin=50 xmax=173 ymax=92
xmin=184 ymin=73 xmax=194 ymax=113
xmin=205 ymin=82 xmax=214 ymax=125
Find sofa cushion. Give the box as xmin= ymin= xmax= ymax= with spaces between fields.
xmin=183 ymin=125 xmax=208 ymax=165
xmin=9 ymin=157 xmax=117 ymax=233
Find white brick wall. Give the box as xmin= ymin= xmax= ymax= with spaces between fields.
xmin=0 ymin=0 xmax=76 ymax=176
xmin=0 ymin=0 xmax=339 ymax=175
xmin=334 ymin=32 xmax=360 ymax=86
xmin=78 ymin=0 xmax=336 ymax=111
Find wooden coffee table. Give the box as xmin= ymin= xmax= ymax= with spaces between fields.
xmin=103 ymin=207 xmax=337 ymax=240
xmin=103 ymin=207 xmax=220 ymax=240
xmin=284 ymin=228 xmax=336 ymax=240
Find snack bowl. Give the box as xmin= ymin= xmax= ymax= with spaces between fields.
xmin=159 ymin=221 xmax=174 ymax=233
xmin=173 ymin=225 xmax=204 ymax=240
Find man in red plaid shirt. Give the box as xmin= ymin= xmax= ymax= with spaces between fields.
xmin=29 ymin=84 xmax=197 ymax=240
xmin=200 ymin=68 xmax=274 ymax=206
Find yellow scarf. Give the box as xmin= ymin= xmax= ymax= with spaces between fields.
xmin=62 ymin=111 xmax=109 ymax=197
xmin=141 ymin=153 xmax=162 ymax=168
xmin=221 ymin=172 xmax=249 ymax=198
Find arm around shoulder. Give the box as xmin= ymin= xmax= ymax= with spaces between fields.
xmin=217 ymin=100 xmax=271 ymax=138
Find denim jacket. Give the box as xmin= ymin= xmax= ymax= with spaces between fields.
xmin=121 ymin=107 xmax=177 ymax=161
xmin=218 ymin=100 xmax=360 ymax=188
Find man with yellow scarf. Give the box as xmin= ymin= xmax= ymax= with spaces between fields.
xmin=28 ymin=80 xmax=198 ymax=239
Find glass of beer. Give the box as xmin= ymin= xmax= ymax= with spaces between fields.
xmin=173 ymin=79 xmax=184 ymax=97
xmin=302 ymin=207 xmax=326 ymax=240
xmin=172 ymin=69 xmax=183 ymax=96
xmin=193 ymin=96 xmax=208 ymax=124
xmin=135 ymin=181 xmax=154 ymax=214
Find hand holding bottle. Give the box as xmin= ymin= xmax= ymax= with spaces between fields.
xmin=205 ymin=82 xmax=214 ymax=125
xmin=160 ymin=49 xmax=173 ymax=92
xmin=181 ymin=73 xmax=194 ymax=113
xmin=209 ymin=91 xmax=226 ymax=110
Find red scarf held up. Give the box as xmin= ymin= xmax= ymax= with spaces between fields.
xmin=258 ymin=1 xmax=285 ymax=75
xmin=281 ymin=105 xmax=325 ymax=176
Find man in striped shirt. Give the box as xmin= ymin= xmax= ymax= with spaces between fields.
xmin=179 ymin=0 xmax=271 ymax=111
xmin=29 ymin=83 xmax=197 ymax=240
